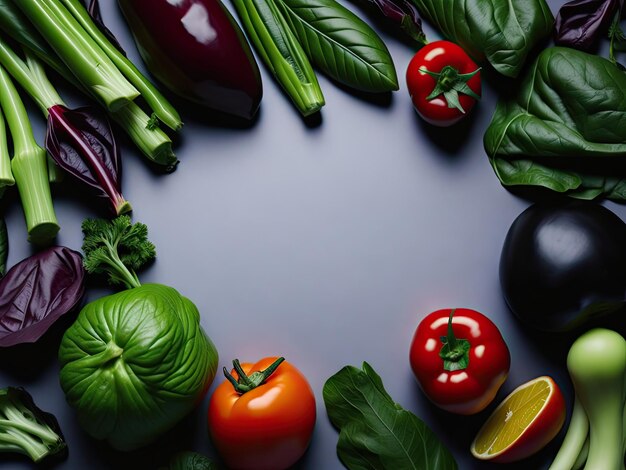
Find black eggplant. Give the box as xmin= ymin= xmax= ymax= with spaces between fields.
xmin=117 ymin=0 xmax=263 ymax=119
xmin=500 ymin=202 xmax=626 ymax=332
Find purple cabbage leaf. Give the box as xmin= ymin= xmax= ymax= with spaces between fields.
xmin=46 ymin=105 xmax=132 ymax=216
xmin=555 ymin=0 xmax=623 ymax=51
xmin=0 ymin=246 xmax=85 ymax=347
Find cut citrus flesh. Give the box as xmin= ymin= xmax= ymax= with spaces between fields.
xmin=471 ymin=376 xmax=554 ymax=458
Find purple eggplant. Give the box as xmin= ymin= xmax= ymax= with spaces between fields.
xmin=117 ymin=0 xmax=263 ymax=119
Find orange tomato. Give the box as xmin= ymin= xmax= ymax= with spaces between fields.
xmin=207 ymin=357 xmax=316 ymax=470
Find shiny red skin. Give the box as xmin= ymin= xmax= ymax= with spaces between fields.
xmin=118 ymin=0 xmax=262 ymax=119
xmin=484 ymin=377 xmax=566 ymax=463
xmin=409 ymin=308 xmax=510 ymax=415
xmin=406 ymin=41 xmax=481 ymax=127
xmin=208 ymin=357 xmax=316 ymax=470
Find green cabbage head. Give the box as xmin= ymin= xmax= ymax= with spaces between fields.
xmin=58 ymin=284 xmax=218 ymax=451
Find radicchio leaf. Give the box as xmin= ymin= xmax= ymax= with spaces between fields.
xmin=555 ymin=0 xmax=623 ymax=51
xmin=350 ymin=0 xmax=426 ymax=45
xmin=0 ymin=246 xmax=85 ymax=347
xmin=0 ymin=218 xmax=7 ymax=277
xmin=46 ymin=105 xmax=132 ymax=216
xmin=83 ymin=0 xmax=127 ymax=56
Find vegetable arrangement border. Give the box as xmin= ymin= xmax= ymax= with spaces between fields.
xmin=1 ymin=0 xmax=626 ymax=469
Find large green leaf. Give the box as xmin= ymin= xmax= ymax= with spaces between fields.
xmin=409 ymin=0 xmax=553 ymax=78
xmin=324 ymin=362 xmax=458 ymax=470
xmin=278 ymin=0 xmax=398 ymax=92
xmin=0 ymin=218 xmax=7 ymax=276
xmin=484 ymin=47 xmax=626 ymax=201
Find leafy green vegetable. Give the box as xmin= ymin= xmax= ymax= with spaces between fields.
xmin=0 ymin=218 xmax=7 ymax=276
xmin=59 ymin=283 xmax=218 ymax=451
xmin=233 ymin=0 xmax=325 ymax=116
xmin=324 ymin=362 xmax=457 ymax=469
xmin=60 ymin=216 xmax=218 ymax=451
xmin=82 ymin=216 xmax=155 ymax=289
xmin=278 ymin=0 xmax=398 ymax=92
xmin=408 ymin=0 xmax=553 ymax=78
xmin=161 ymin=452 xmax=217 ymax=470
xmin=484 ymin=47 xmax=626 ymax=201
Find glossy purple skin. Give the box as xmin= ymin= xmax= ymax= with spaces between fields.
xmin=118 ymin=0 xmax=262 ymax=119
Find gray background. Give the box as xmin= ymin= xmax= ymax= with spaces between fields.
xmin=0 ymin=0 xmax=621 ymax=469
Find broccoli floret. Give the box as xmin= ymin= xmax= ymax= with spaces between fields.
xmin=82 ymin=215 xmax=156 ymax=289
xmin=0 ymin=387 xmax=67 ymax=463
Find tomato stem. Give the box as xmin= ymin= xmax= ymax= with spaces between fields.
xmin=439 ymin=309 xmax=471 ymax=371
xmin=420 ymin=65 xmax=481 ymax=114
xmin=223 ymin=357 xmax=286 ymax=394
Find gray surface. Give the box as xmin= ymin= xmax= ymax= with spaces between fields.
xmin=0 ymin=0 xmax=620 ymax=469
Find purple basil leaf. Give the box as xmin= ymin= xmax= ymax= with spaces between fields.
xmin=555 ymin=0 xmax=623 ymax=50
xmin=351 ymin=0 xmax=426 ymax=44
xmin=83 ymin=0 xmax=127 ymax=56
xmin=0 ymin=246 xmax=85 ymax=347
xmin=46 ymin=104 xmax=131 ymax=216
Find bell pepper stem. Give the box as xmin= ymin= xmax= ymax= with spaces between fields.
xmin=224 ymin=357 xmax=286 ymax=394
xmin=439 ymin=309 xmax=471 ymax=371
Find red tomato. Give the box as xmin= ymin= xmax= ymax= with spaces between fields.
xmin=409 ymin=308 xmax=510 ymax=415
xmin=406 ymin=40 xmax=481 ymax=127
xmin=208 ymin=357 xmax=316 ymax=470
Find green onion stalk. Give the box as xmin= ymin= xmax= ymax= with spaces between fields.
xmin=0 ymin=64 xmax=59 ymax=244
xmin=59 ymin=0 xmax=183 ymax=131
xmin=232 ymin=0 xmax=325 ymax=116
xmin=0 ymin=4 xmax=177 ymax=169
xmin=15 ymin=0 xmax=139 ymax=112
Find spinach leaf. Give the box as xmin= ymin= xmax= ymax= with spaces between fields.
xmin=278 ymin=0 xmax=399 ymax=92
xmin=484 ymin=47 xmax=626 ymax=201
xmin=408 ymin=0 xmax=553 ymax=78
xmin=0 ymin=218 xmax=6 ymax=277
xmin=324 ymin=362 xmax=457 ymax=470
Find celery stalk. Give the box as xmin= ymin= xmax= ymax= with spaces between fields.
xmin=0 ymin=64 xmax=59 ymax=243
xmin=112 ymin=104 xmax=178 ymax=170
xmin=60 ymin=0 xmax=183 ymax=131
xmin=0 ymin=4 xmax=177 ymax=168
xmin=232 ymin=0 xmax=324 ymax=116
xmin=0 ymin=40 xmax=62 ymax=115
xmin=15 ymin=0 xmax=139 ymax=111
xmin=0 ymin=108 xmax=15 ymax=197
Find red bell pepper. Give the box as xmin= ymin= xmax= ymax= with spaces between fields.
xmin=409 ymin=308 xmax=510 ymax=415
